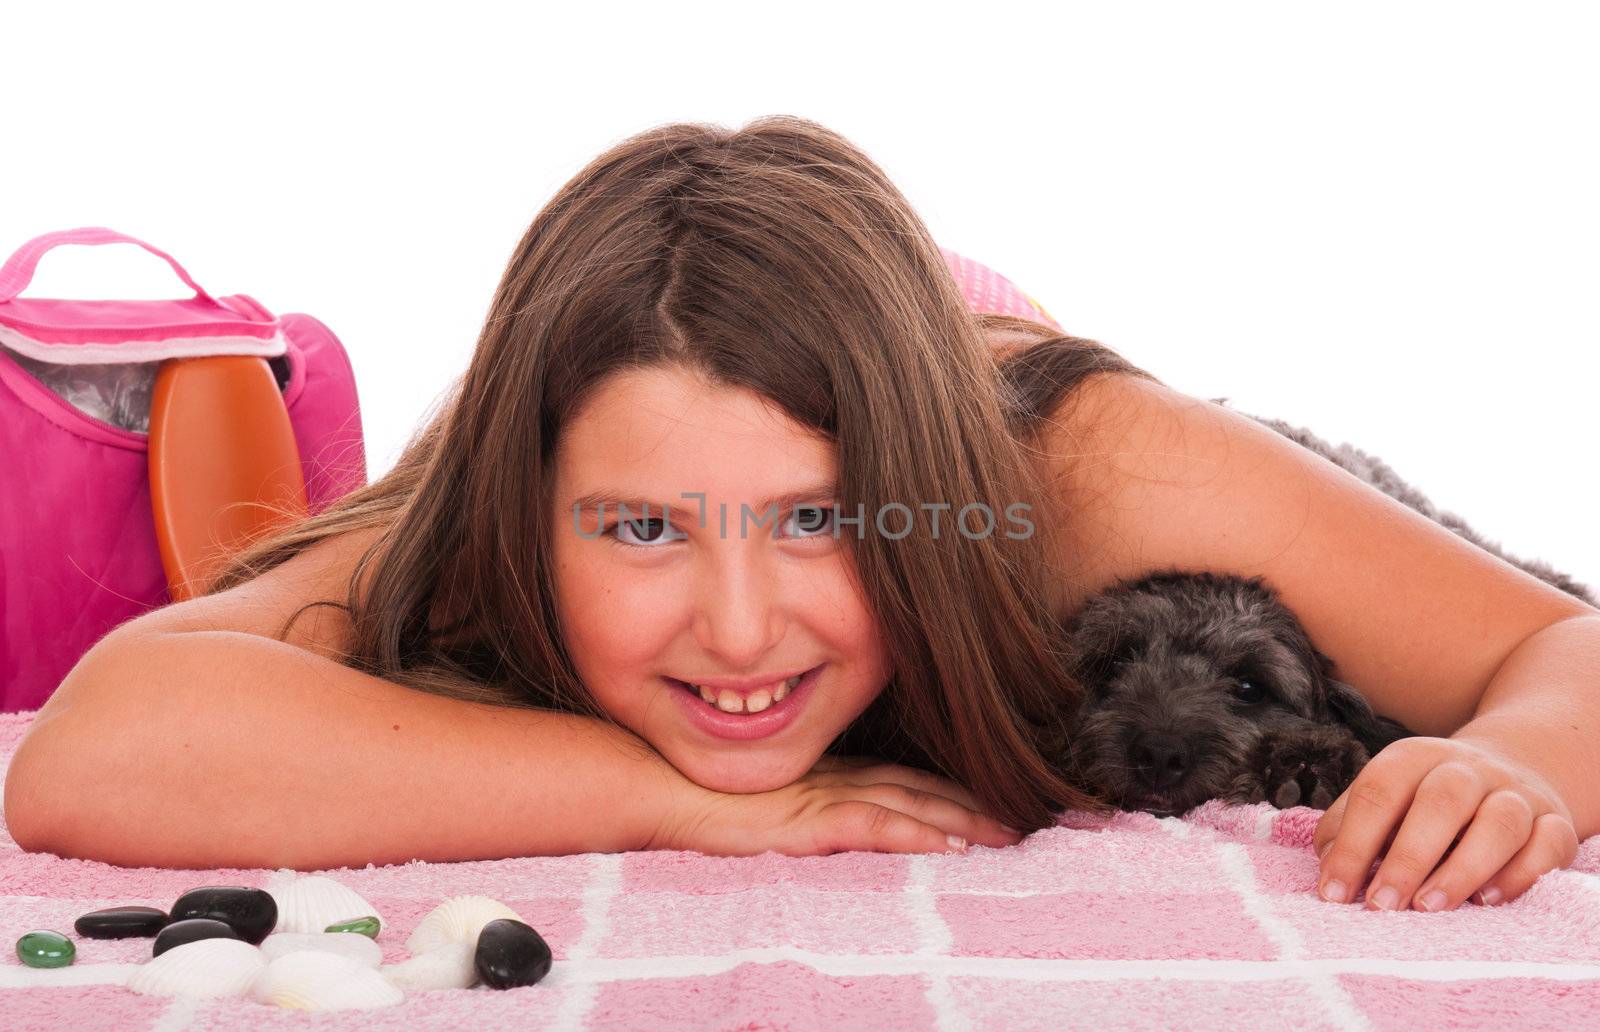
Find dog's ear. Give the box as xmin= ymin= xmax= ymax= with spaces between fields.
xmin=1062 ymin=602 xmax=1143 ymax=694
xmin=1323 ymin=678 xmax=1414 ymax=755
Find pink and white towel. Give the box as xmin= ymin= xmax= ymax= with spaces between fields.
xmin=3 ymin=711 xmax=1599 ymax=1029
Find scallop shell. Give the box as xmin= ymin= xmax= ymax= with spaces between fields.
xmin=253 ymin=949 xmax=404 ymax=1011
xmin=260 ymin=931 xmax=383 ymax=968
xmin=125 ymin=937 xmax=267 ymax=998
xmin=405 ymin=895 xmax=521 ymax=956
xmin=380 ymin=941 xmax=477 ymax=991
xmin=267 ymin=875 xmax=383 ymax=935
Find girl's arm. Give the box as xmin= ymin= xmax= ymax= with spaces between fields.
xmin=3 ymin=623 xmax=688 ymax=869
xmin=5 ymin=523 xmax=1017 ymax=868
xmin=1038 ymin=372 xmax=1599 ymax=911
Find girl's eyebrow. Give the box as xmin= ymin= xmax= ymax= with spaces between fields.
xmin=567 ymin=481 xmax=839 ymax=522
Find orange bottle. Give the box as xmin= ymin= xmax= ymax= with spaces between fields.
xmin=147 ymin=355 xmax=308 ymax=601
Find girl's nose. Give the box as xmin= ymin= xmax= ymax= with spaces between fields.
xmin=690 ymin=547 xmax=785 ymax=668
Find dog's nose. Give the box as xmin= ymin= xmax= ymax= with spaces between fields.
xmin=1129 ymin=733 xmax=1191 ymax=790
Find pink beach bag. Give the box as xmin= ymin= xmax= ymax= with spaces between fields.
xmin=0 ymin=228 xmax=368 ymax=712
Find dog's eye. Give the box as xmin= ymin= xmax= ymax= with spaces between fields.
xmin=1110 ymin=645 xmax=1143 ymax=671
xmin=1230 ymin=679 xmax=1267 ymax=705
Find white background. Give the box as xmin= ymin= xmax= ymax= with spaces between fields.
xmin=7 ymin=1 xmax=1597 ymax=589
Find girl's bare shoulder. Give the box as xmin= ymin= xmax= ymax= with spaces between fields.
xmin=1036 ymin=373 xmax=1594 ymax=736
xmin=121 ymin=524 xmax=390 ymax=661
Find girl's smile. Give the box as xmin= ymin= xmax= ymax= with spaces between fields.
xmin=665 ymin=662 xmax=826 ymax=741
xmin=664 ymin=665 xmax=814 ymax=712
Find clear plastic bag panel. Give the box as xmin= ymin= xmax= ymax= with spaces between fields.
xmin=2 ymin=344 xmax=158 ymax=433
xmin=1 ymin=346 xmax=291 ymax=435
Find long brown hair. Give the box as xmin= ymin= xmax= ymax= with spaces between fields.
xmin=205 ymin=116 xmax=1159 ymax=832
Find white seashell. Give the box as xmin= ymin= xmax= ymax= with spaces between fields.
xmin=260 ymin=931 xmax=383 ymax=968
xmin=126 ymin=937 xmax=267 ymax=998
xmin=380 ymin=941 xmax=478 ymax=991
xmin=253 ymin=949 xmax=404 ymax=1011
xmin=405 ymin=895 xmax=521 ymax=956
xmin=268 ymin=875 xmax=383 ymax=935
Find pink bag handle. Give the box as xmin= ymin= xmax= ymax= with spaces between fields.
xmin=0 ymin=226 xmax=217 ymax=305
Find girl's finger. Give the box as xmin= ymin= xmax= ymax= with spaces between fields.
xmin=815 ymin=761 xmax=1025 ymax=845
xmin=1405 ymin=788 xmax=1533 ymax=911
xmin=844 ymin=782 xmax=1019 ymax=848
xmin=831 ymin=763 xmax=987 ymax=813
xmin=1469 ymin=811 xmax=1581 ymax=907
xmin=815 ymin=799 xmax=971 ymax=856
xmin=1317 ymin=754 xmax=1420 ymax=904
xmin=1359 ymin=761 xmax=1484 ymax=910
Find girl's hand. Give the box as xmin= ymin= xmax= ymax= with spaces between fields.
xmin=1310 ymin=736 xmax=1581 ymax=912
xmin=654 ymin=754 xmax=1026 ymax=857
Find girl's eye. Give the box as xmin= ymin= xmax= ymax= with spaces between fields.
xmin=783 ymin=504 xmax=836 ymax=539
xmin=610 ymin=516 xmax=686 ymax=548
xmin=603 ymin=505 xmax=837 ymax=549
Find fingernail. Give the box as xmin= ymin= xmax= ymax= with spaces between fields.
xmin=1418 ymin=888 xmax=1447 ymax=912
xmin=1319 ymin=878 xmax=1348 ymax=904
xmin=1370 ymin=885 xmax=1399 ymax=910
xmin=1001 ymin=825 xmax=1022 ymax=835
xmin=1317 ymin=840 xmax=1333 ymax=860
xmin=1477 ymin=885 xmax=1502 ymax=906
xmin=946 ymin=835 xmax=968 ymax=853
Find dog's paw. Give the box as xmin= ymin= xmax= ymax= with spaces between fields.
xmin=1240 ymin=727 xmax=1370 ymax=810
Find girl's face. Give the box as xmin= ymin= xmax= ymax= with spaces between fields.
xmin=549 ymin=365 xmax=895 ymax=794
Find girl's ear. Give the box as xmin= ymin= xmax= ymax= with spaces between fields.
xmin=1323 ymin=678 xmax=1415 ymax=755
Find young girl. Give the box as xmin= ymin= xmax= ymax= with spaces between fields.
xmin=6 ymin=117 xmax=1595 ymax=917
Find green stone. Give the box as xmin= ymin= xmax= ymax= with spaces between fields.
xmin=17 ymin=930 xmax=75 ymax=968
xmin=325 ymin=915 xmax=380 ymax=938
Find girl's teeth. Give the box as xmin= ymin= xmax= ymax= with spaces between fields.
xmin=691 ymin=673 xmax=804 ymax=714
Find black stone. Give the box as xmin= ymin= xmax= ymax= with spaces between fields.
xmin=74 ymin=906 xmax=169 ymax=939
xmin=473 ymin=918 xmax=553 ymax=990
xmin=152 ymin=918 xmax=242 ymax=957
xmin=169 ymin=886 xmax=278 ymax=945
